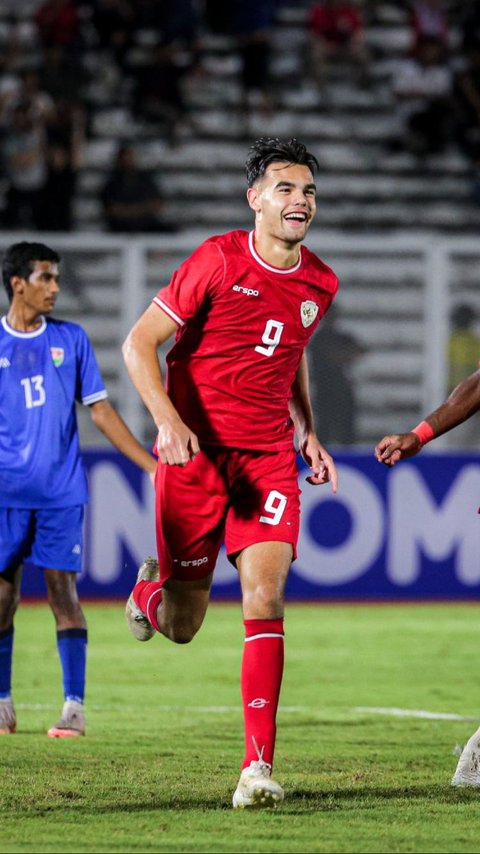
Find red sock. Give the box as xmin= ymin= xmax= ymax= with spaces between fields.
xmin=133 ymin=581 xmax=163 ymax=633
xmin=241 ymin=618 xmax=284 ymax=771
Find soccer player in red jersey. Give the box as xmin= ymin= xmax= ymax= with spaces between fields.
xmin=122 ymin=137 xmax=339 ymax=808
xmin=375 ymin=367 xmax=480 ymax=787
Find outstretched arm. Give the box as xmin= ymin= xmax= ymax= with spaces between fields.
xmin=375 ymin=369 xmax=480 ymax=466
xmin=289 ymin=352 xmax=338 ymax=492
xmin=122 ymin=303 xmax=200 ymax=466
xmin=89 ymin=399 xmax=157 ymax=483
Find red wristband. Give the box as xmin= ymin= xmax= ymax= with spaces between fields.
xmin=412 ymin=420 xmax=435 ymax=446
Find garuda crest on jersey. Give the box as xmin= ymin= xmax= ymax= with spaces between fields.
xmin=300 ymin=300 xmax=319 ymax=328
xmin=50 ymin=347 xmax=64 ymax=367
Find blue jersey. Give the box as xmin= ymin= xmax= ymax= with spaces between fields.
xmin=0 ymin=315 xmax=107 ymax=508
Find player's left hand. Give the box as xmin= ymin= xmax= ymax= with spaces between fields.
xmin=300 ymin=435 xmax=338 ymax=493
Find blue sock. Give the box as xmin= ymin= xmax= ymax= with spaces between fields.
xmin=0 ymin=626 xmax=14 ymax=698
xmin=56 ymin=628 xmax=87 ymax=704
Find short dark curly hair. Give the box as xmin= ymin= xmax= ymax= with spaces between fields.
xmin=2 ymin=241 xmax=60 ymax=302
xmin=245 ymin=137 xmax=319 ymax=187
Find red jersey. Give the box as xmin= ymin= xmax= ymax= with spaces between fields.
xmin=154 ymin=229 xmax=339 ymax=450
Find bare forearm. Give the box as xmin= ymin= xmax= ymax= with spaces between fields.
xmin=425 ymin=370 xmax=480 ymax=438
xmin=289 ymin=353 xmax=316 ymax=442
xmin=122 ymin=331 xmax=181 ymax=430
xmin=90 ymin=400 xmax=156 ymax=474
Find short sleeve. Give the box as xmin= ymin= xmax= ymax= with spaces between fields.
xmin=153 ymin=240 xmax=225 ymax=326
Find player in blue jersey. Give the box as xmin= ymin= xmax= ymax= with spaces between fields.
xmin=0 ymin=241 xmax=157 ymax=738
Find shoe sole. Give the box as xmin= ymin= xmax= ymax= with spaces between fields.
xmin=47 ymin=728 xmax=85 ymax=738
xmin=125 ymin=594 xmax=156 ymax=641
xmin=233 ymin=786 xmax=283 ymax=809
xmin=451 ymin=775 xmax=480 ymax=787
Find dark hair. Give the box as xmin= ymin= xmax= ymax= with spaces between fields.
xmin=245 ymin=137 xmax=319 ymax=187
xmin=2 ymin=241 xmax=60 ymax=302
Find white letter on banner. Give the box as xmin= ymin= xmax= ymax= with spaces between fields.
xmin=294 ymin=466 xmax=384 ymax=585
xmin=88 ymin=462 xmax=156 ymax=583
xmin=388 ymin=465 xmax=480 ymax=585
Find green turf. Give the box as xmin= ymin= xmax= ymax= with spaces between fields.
xmin=2 ymin=601 xmax=480 ymax=853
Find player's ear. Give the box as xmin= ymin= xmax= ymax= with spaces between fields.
xmin=247 ymin=186 xmax=261 ymax=213
xmin=10 ymin=275 xmax=25 ymax=296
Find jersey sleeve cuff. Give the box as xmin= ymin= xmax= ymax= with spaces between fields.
xmin=153 ymin=297 xmax=184 ymax=326
xmin=83 ymin=389 xmax=108 ymax=406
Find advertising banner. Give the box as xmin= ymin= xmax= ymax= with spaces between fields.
xmin=21 ymin=449 xmax=480 ymax=600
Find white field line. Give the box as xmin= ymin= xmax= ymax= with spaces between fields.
xmin=353 ymin=706 xmax=479 ymax=722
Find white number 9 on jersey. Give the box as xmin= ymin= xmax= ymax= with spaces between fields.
xmin=255 ymin=319 xmax=284 ymax=357
xmin=259 ymin=490 xmax=288 ymax=525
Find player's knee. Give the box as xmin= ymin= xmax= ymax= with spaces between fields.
xmin=244 ymin=584 xmax=283 ymax=617
xmin=164 ymin=612 xmax=204 ymax=644
xmin=167 ymin=624 xmax=197 ymax=644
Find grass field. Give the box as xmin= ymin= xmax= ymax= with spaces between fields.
xmin=2 ymin=601 xmax=480 ymax=853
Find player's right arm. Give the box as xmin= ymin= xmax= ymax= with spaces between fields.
xmin=375 ymin=368 xmax=480 ymax=466
xmin=122 ymin=303 xmax=200 ymax=466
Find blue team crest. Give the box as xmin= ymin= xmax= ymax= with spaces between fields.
xmin=50 ymin=347 xmax=64 ymax=367
xmin=300 ymin=300 xmax=319 ymax=328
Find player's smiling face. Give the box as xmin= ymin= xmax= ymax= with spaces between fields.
xmin=14 ymin=261 xmax=60 ymax=316
xmin=247 ymin=162 xmax=317 ymax=246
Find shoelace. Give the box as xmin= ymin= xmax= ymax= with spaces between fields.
xmin=250 ymin=736 xmax=272 ymax=777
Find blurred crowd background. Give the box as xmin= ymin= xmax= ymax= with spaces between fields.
xmin=2 ymin=0 xmax=480 ymax=234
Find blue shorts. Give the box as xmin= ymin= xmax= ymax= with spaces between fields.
xmin=0 ymin=506 xmax=84 ymax=575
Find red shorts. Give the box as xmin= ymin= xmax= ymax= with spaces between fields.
xmin=154 ymin=446 xmax=301 ymax=583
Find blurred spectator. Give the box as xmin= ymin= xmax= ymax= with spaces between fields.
xmin=204 ymin=0 xmax=232 ymax=35
xmin=458 ymin=0 xmax=480 ymax=55
xmin=0 ymin=68 xmax=55 ymax=129
xmin=100 ymin=144 xmax=176 ymax=233
xmin=40 ymin=100 xmax=86 ymax=230
xmin=33 ymin=0 xmax=82 ymax=54
xmin=231 ymin=0 xmax=277 ymax=121
xmin=306 ymin=0 xmax=371 ymax=92
xmin=1 ymin=104 xmax=47 ymax=229
xmin=409 ymin=0 xmax=451 ymax=54
xmin=160 ymin=1 xmax=201 ymax=52
xmin=453 ymin=45 xmax=480 ymax=166
xmin=130 ymin=42 xmax=192 ymax=146
xmin=38 ymin=45 xmax=90 ymax=103
xmin=89 ymin=0 xmax=137 ymax=76
xmin=388 ymin=36 xmax=453 ymax=156
xmin=307 ymin=304 xmax=366 ymax=445
xmin=133 ymin=0 xmax=163 ymax=30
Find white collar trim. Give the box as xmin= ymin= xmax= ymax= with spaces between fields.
xmin=1 ymin=315 xmax=47 ymax=338
xmin=248 ymin=231 xmax=302 ymax=274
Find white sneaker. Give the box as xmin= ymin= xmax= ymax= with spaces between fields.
xmin=47 ymin=700 xmax=85 ymax=738
xmin=451 ymin=726 xmax=480 ymax=786
xmin=0 ymin=697 xmax=16 ymax=734
xmin=125 ymin=556 xmax=159 ymax=642
xmin=232 ymin=759 xmax=284 ymax=809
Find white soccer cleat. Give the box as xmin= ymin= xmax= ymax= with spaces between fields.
xmin=0 ymin=696 xmax=16 ymax=734
xmin=232 ymin=759 xmax=284 ymax=809
xmin=47 ymin=699 xmax=85 ymax=738
xmin=451 ymin=726 xmax=480 ymax=787
xmin=125 ymin=556 xmax=159 ymax=642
